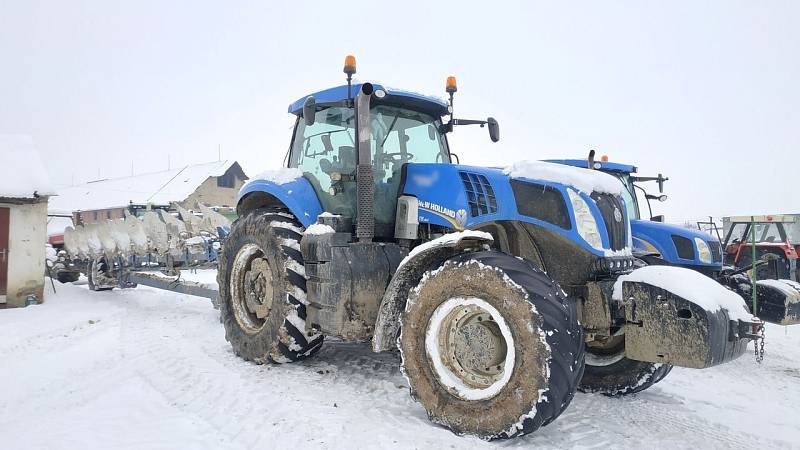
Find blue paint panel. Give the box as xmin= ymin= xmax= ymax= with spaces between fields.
xmin=288 ymin=83 xmax=449 ymax=116
xmin=544 ymin=158 xmax=637 ymax=174
xmin=236 ymin=176 xmax=323 ymax=228
xmin=402 ymin=163 xmax=615 ymax=257
xmin=631 ymin=219 xmax=721 ymax=267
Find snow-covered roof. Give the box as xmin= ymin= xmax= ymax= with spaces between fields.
xmin=0 ymin=135 xmax=56 ymax=199
xmin=49 ymin=160 xmax=240 ymax=214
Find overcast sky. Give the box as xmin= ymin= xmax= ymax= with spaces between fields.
xmin=2 ymin=1 xmax=798 ymax=222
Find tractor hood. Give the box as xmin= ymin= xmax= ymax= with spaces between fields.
xmin=402 ymin=162 xmax=632 ymax=259
xmin=632 ymin=219 xmax=722 ymax=267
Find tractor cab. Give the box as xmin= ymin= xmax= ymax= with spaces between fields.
xmin=284 ymin=58 xmax=498 ymax=240
xmin=287 ymin=83 xmax=452 ymax=233
xmin=722 ymin=215 xmax=799 ymax=281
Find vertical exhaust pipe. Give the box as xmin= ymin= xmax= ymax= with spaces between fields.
xmin=356 ymin=83 xmax=375 ymax=242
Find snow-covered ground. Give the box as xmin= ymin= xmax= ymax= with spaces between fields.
xmin=1 ymin=278 xmax=798 ymax=449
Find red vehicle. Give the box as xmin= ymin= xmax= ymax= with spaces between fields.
xmin=723 ymin=215 xmax=798 ymax=282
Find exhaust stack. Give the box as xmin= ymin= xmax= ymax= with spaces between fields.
xmin=355 ymin=83 xmax=375 ymax=242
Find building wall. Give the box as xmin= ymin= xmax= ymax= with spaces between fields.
xmin=180 ymin=176 xmax=246 ymax=210
xmin=1 ymin=200 xmax=47 ymax=308
xmin=73 ymin=207 xmax=127 ymax=225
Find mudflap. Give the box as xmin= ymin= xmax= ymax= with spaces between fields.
xmin=621 ymin=282 xmax=760 ymax=369
xmin=753 ymin=280 xmax=800 ymax=325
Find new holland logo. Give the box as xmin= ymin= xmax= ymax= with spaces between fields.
xmin=419 ymin=201 xmax=467 ymax=230
xmin=613 ymin=206 xmax=623 ymax=223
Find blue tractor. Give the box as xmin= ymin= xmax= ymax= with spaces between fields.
xmin=549 ymin=155 xmax=800 ymax=326
xmin=219 ymin=57 xmax=761 ymax=439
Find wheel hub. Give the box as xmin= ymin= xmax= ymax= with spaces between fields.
xmin=425 ymin=297 xmax=515 ymax=400
xmin=244 ymin=258 xmax=273 ymax=319
xmin=441 ymin=305 xmax=507 ymax=388
xmin=230 ymin=244 xmax=275 ymax=334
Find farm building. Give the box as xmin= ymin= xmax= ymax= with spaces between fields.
xmin=48 ymin=160 xmax=248 ymax=226
xmin=0 ymin=135 xmax=55 ymax=308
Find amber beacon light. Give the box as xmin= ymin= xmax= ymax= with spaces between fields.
xmin=344 ymin=55 xmax=357 ymax=75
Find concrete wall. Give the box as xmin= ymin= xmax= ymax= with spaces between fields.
xmin=180 ymin=176 xmax=246 ymax=210
xmin=1 ymin=200 xmax=47 ymax=307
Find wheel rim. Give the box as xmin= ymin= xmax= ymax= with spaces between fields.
xmin=585 ymin=333 xmax=625 ymax=366
xmin=425 ymin=297 xmax=515 ymax=401
xmin=230 ymin=243 xmax=275 ymax=334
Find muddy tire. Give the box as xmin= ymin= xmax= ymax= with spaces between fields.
xmin=399 ymin=251 xmax=584 ymax=439
xmin=580 ymin=341 xmax=673 ymax=395
xmin=217 ymin=208 xmax=323 ymax=363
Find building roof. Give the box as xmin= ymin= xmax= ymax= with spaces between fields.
xmin=0 ymin=134 xmax=56 ymax=199
xmin=49 ymin=160 xmax=241 ymax=214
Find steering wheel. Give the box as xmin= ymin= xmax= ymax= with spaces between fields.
xmin=383 ymin=152 xmax=415 ymax=163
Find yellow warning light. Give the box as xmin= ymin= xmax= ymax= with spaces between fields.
xmin=446 ymin=76 xmax=458 ymax=93
xmin=343 ymin=55 xmax=357 ymax=75
xmin=601 ymin=154 xmax=609 ymax=162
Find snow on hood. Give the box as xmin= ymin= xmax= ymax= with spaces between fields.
xmin=250 ymin=168 xmax=304 ymax=185
xmin=503 ymin=160 xmax=623 ymax=195
xmin=613 ymin=265 xmax=754 ymax=321
xmin=0 ymin=135 xmax=56 ymax=199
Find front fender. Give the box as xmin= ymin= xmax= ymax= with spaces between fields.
xmin=371 ymin=231 xmax=493 ymax=352
xmin=237 ymin=174 xmax=323 ymax=228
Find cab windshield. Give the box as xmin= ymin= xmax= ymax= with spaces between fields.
xmin=613 ymin=173 xmax=640 ymax=220
xmin=289 ymin=104 xmax=449 ymax=222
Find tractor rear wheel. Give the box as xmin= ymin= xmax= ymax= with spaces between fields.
xmin=217 ymin=208 xmax=323 ymax=363
xmin=399 ymin=251 xmax=584 ymax=439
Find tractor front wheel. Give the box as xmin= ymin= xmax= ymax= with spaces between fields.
xmin=579 ymin=332 xmax=673 ymax=395
xmin=399 ymin=251 xmax=584 ymax=439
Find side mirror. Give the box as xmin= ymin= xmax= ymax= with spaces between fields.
xmin=303 ymin=96 xmax=316 ymax=126
xmin=487 ymin=117 xmax=499 ymax=143
xmin=646 ymin=193 xmax=668 ymax=202
xmin=651 ymin=215 xmax=665 ymax=223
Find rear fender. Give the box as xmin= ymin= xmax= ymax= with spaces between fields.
xmin=237 ymin=175 xmax=323 ymax=228
xmin=371 ymin=231 xmax=493 ymax=352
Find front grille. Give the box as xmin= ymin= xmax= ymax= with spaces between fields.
xmin=459 ymin=172 xmax=497 ymax=217
xmin=708 ymin=240 xmax=723 ymax=263
xmin=590 ymin=192 xmax=627 ymax=251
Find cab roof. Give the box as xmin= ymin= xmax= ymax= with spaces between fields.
xmin=545 ymin=158 xmax=637 ymax=174
xmin=288 ymin=83 xmax=450 ymax=118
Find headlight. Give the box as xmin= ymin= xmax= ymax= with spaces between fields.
xmin=568 ymin=190 xmax=603 ymax=249
xmin=694 ymin=237 xmax=712 ymax=263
